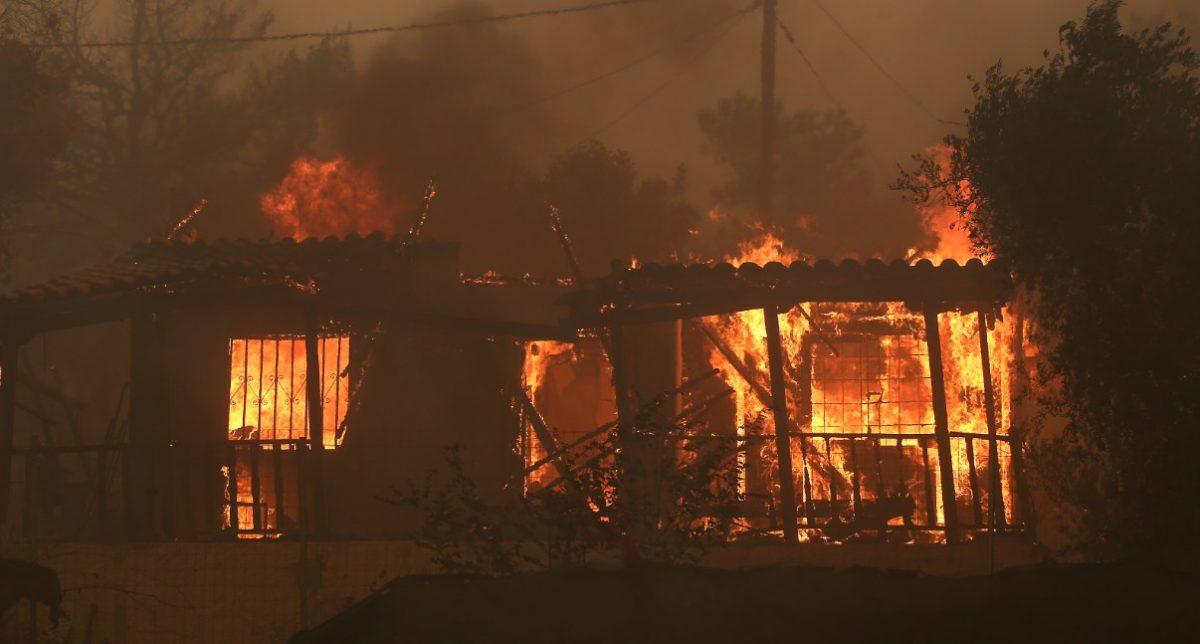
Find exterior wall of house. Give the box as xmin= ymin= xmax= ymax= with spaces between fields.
xmin=3 ymin=321 xmax=130 ymax=543
xmin=10 ymin=320 xmax=130 ymax=449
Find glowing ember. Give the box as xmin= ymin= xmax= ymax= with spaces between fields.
xmin=260 ymin=156 xmax=405 ymax=240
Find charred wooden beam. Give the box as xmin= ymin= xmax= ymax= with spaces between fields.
xmin=515 ymin=388 xmax=564 ymax=479
xmin=763 ymin=305 xmax=799 ymax=544
xmin=791 ymin=305 xmax=840 ymax=358
xmin=304 ymin=310 xmax=326 ymax=536
xmin=923 ymin=306 xmax=960 ymax=543
xmin=791 ymin=339 xmax=817 ymax=527
xmin=676 ymin=386 xmax=736 ymax=424
xmin=964 ymin=437 xmax=983 ymax=526
xmin=977 ymin=309 xmax=1006 ymax=530
xmin=406 ymin=180 xmax=438 ymax=240
xmin=548 ymin=203 xmax=585 ymax=287
xmin=534 ymin=382 xmax=735 ymax=496
xmin=226 ymin=443 xmax=239 ymax=533
xmin=512 ymin=369 xmax=721 ymax=486
xmin=690 ymin=320 xmax=772 ymax=404
xmin=1009 ymin=305 xmax=1035 ymax=532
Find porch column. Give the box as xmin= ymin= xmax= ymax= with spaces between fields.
xmin=304 ymin=308 xmax=326 ymax=536
xmin=610 ymin=320 xmax=680 ymax=539
xmin=923 ymin=306 xmax=960 ymax=544
xmin=128 ymin=307 xmax=170 ymax=538
xmin=977 ymin=310 xmax=1006 ymax=531
xmin=763 ymin=305 xmax=799 ymax=544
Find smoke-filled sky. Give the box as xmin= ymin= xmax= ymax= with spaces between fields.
xmin=8 ymin=0 xmax=1197 ymax=281
xmin=267 ymin=0 xmax=1196 ymax=201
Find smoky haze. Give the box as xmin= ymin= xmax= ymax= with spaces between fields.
xmin=275 ymin=0 xmax=1199 ymax=270
xmin=6 ymin=0 xmax=1197 ymax=281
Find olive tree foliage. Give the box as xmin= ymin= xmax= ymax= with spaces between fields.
xmin=698 ymin=93 xmax=923 ymax=260
xmin=897 ymin=1 xmax=1200 ymax=554
xmin=391 ymin=412 xmax=741 ymax=574
xmin=544 ymin=140 xmax=700 ymax=276
xmin=0 ymin=36 xmax=69 ymax=284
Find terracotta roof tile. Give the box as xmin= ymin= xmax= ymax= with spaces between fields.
xmin=0 ymin=234 xmax=415 ymax=307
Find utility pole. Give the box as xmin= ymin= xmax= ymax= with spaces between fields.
xmin=759 ymin=0 xmax=778 ymax=227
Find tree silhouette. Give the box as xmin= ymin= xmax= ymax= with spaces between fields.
xmin=898 ymin=0 xmax=1200 ymax=554
xmin=699 ymin=93 xmax=922 ymax=259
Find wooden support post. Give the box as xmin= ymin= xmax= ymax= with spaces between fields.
xmin=272 ymin=444 xmax=284 ymax=531
xmin=759 ymin=0 xmax=778 ymax=226
xmin=0 ymin=337 xmax=21 ymax=523
xmin=977 ymin=310 xmax=1006 ymax=529
xmin=203 ymin=444 xmax=216 ymax=533
xmin=923 ymin=307 xmax=960 ymax=544
xmin=24 ymin=441 xmax=36 ymax=540
xmin=921 ymin=440 xmax=936 ymax=525
xmin=1009 ymin=305 xmax=1035 ymax=531
xmin=794 ymin=341 xmax=816 ymax=527
xmin=249 ymin=443 xmax=262 ymax=532
xmin=608 ymin=324 xmax=635 ymax=432
xmin=226 ymin=443 xmax=238 ymax=533
xmin=763 ymin=306 xmax=799 ymax=544
xmin=95 ymin=447 xmax=108 ymax=536
xmin=965 ymin=436 xmax=983 ymax=526
xmin=128 ymin=307 xmax=169 ymax=539
xmin=180 ymin=444 xmax=193 ymax=536
xmin=304 ymin=311 xmax=326 ymax=536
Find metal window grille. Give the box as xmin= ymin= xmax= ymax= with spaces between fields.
xmin=226 ymin=336 xmax=349 ymax=535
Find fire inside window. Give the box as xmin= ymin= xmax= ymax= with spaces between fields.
xmin=811 ymin=335 xmax=934 ymax=435
xmin=226 ymin=336 xmax=350 ymax=535
xmin=806 ymin=335 xmax=940 ymax=526
xmin=520 ymin=340 xmax=616 ymax=492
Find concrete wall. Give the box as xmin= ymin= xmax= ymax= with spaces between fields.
xmin=1 ymin=538 xmax=1045 ymax=643
xmin=1 ymin=540 xmax=436 ymax=643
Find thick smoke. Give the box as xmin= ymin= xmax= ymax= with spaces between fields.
xmin=323 ymin=2 xmax=556 ymax=274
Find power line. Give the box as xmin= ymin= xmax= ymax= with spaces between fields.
xmin=503 ymin=0 xmax=757 ymax=114
xmin=775 ymin=18 xmax=841 ymax=118
xmin=584 ymin=0 xmax=760 ymax=140
xmin=809 ymin=0 xmax=965 ymax=128
xmin=28 ymin=0 xmax=667 ymax=50
xmin=776 ymin=16 xmax=889 ymax=175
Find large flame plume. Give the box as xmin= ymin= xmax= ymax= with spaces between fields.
xmin=260 ymin=156 xmax=406 ymax=240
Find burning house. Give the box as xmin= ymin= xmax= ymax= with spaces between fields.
xmin=0 ymin=229 xmax=1032 ymax=640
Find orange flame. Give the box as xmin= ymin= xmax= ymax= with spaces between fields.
xmin=911 ymin=145 xmax=983 ymax=264
xmin=702 ymin=228 xmax=1016 ymax=539
xmin=261 ymin=156 xmax=405 ymax=240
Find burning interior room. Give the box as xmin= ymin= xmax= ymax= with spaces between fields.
xmin=552 ymin=245 xmax=1026 ymax=545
